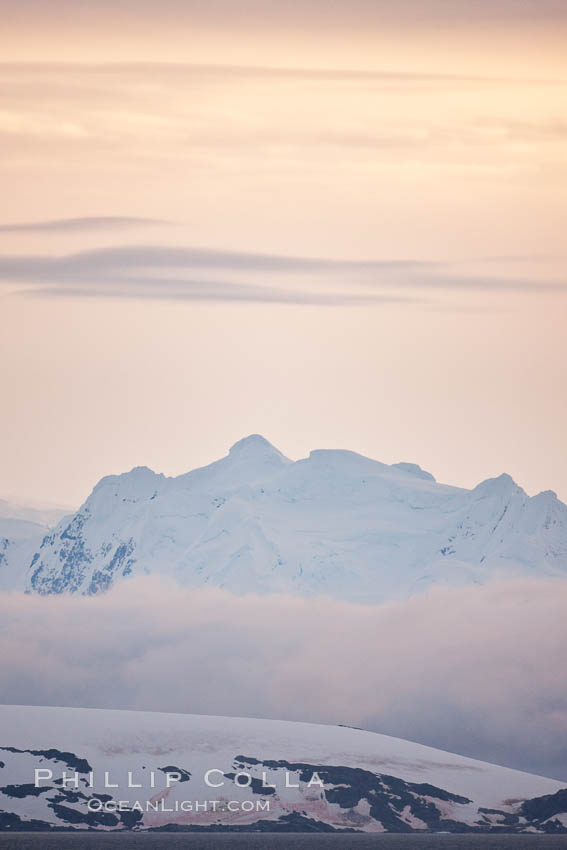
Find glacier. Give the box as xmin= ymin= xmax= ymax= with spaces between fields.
xmin=0 ymin=704 xmax=565 ymax=833
xmin=2 ymin=434 xmax=566 ymax=600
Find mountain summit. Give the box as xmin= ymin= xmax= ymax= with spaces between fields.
xmin=229 ymin=433 xmax=288 ymax=458
xmin=2 ymin=436 xmax=566 ymax=599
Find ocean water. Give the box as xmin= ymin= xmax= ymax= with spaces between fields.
xmin=0 ymin=834 xmax=566 ymax=850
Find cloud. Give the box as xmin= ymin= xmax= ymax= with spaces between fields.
xmin=0 ymin=62 xmax=561 ymax=190
xmin=1 ymin=577 xmax=566 ymax=780
xmin=419 ymin=274 xmax=567 ymax=292
xmin=26 ymin=284 xmax=417 ymax=307
xmin=4 ymin=0 xmax=567 ymax=29
xmin=0 ymin=216 xmax=170 ymax=233
xmin=0 ymin=245 xmax=429 ymax=305
xmin=0 ymin=245 xmax=563 ymax=303
xmin=0 ymin=62 xmax=520 ymax=87
xmin=0 ymin=245 xmax=430 ymax=277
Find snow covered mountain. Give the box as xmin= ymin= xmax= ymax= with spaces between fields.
xmin=0 ymin=498 xmax=72 ymax=529
xmin=0 ymin=499 xmax=71 ymax=592
xmin=0 ymin=705 xmax=565 ymax=833
xmin=4 ymin=435 xmax=567 ymax=600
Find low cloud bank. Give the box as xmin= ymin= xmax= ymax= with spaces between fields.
xmin=1 ymin=577 xmax=566 ymax=780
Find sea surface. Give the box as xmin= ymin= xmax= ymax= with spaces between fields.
xmin=0 ymin=835 xmax=566 ymax=850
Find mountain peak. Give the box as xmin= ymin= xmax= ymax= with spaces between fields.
xmin=472 ymin=472 xmax=521 ymax=497
xmin=229 ymin=434 xmax=283 ymax=457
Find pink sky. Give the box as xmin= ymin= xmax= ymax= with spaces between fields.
xmin=0 ymin=1 xmax=566 ymax=505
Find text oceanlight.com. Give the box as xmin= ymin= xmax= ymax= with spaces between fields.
xmin=87 ymin=799 xmax=271 ymax=814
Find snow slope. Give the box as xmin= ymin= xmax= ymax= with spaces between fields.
xmin=0 ymin=498 xmax=72 ymax=529
xmin=0 ymin=705 xmax=565 ymax=833
xmin=4 ymin=435 xmax=566 ymax=600
xmin=0 ymin=499 xmax=71 ymax=592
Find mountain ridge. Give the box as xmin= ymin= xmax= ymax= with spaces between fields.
xmin=1 ymin=435 xmax=566 ymax=599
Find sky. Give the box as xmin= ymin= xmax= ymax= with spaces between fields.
xmin=0 ymin=0 xmax=566 ymax=507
